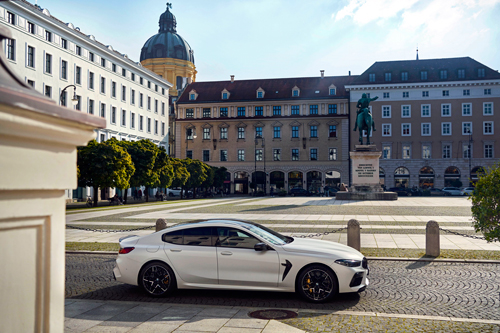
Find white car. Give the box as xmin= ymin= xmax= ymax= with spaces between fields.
xmin=442 ymin=187 xmax=462 ymax=196
xmin=113 ymin=219 xmax=369 ymax=303
xmin=461 ymin=187 xmax=475 ymax=196
xmin=166 ymin=188 xmax=181 ymax=197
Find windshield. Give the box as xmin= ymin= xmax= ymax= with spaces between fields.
xmin=240 ymin=223 xmax=293 ymax=245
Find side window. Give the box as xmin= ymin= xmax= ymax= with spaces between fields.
xmin=216 ymin=228 xmax=260 ymax=249
xmin=183 ymin=227 xmax=215 ymax=246
xmin=162 ymin=229 xmax=183 ymax=244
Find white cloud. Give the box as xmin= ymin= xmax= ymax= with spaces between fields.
xmin=334 ymin=0 xmax=419 ymax=25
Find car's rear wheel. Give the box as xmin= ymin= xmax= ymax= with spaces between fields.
xmin=297 ymin=265 xmax=337 ymax=303
xmin=140 ymin=262 xmax=176 ymax=297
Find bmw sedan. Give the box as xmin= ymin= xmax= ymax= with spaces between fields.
xmin=113 ymin=219 xmax=369 ymax=303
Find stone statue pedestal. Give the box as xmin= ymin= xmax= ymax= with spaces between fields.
xmin=336 ymin=145 xmax=397 ymax=200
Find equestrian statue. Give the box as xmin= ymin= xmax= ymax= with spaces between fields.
xmin=353 ymin=93 xmax=378 ymax=145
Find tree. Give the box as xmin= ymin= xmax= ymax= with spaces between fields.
xmin=183 ymin=159 xmax=208 ymax=199
xmin=170 ymin=158 xmax=190 ymax=199
xmin=471 ymin=163 xmax=500 ymax=242
xmin=154 ymin=147 xmax=174 ymax=190
xmin=77 ymin=140 xmax=135 ymax=207
xmin=213 ymin=167 xmax=228 ymax=192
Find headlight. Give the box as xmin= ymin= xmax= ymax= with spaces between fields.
xmin=335 ymin=259 xmax=362 ymax=267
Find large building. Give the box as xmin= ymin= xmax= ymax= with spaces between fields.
xmin=346 ymin=57 xmax=500 ymax=189
xmin=176 ymin=73 xmax=354 ymax=194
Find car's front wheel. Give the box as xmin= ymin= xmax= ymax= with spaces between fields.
xmin=297 ymin=265 xmax=337 ymax=303
xmin=140 ymin=262 xmax=176 ymax=297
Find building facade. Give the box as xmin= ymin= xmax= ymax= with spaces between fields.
xmin=346 ymin=57 xmax=500 ymax=189
xmin=176 ymin=74 xmax=353 ymax=194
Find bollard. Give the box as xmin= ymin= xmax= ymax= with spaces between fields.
xmin=347 ymin=219 xmax=361 ymax=251
xmin=426 ymin=220 xmax=440 ymax=257
xmin=156 ymin=218 xmax=167 ymax=232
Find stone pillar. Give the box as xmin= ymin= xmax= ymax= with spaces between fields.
xmin=156 ymin=218 xmax=167 ymax=232
xmin=426 ymin=220 xmax=440 ymax=257
xmin=347 ymin=219 xmax=361 ymax=251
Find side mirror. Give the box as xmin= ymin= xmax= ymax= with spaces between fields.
xmin=254 ymin=243 xmax=267 ymax=251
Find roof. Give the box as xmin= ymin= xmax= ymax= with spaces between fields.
xmin=177 ymin=75 xmax=357 ymax=104
xmin=351 ymin=57 xmax=500 ymax=85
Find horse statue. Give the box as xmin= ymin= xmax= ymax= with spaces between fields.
xmin=353 ymin=93 xmax=378 ymax=145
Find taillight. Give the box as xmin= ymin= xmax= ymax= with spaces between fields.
xmin=119 ymin=247 xmax=135 ymax=254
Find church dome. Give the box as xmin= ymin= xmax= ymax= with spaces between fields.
xmin=140 ymin=5 xmax=194 ymax=63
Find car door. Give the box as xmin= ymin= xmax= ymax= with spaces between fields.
xmin=216 ymin=227 xmax=280 ymax=287
xmin=163 ymin=227 xmax=218 ymax=285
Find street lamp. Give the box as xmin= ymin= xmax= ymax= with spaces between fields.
xmin=254 ymin=135 xmax=266 ymax=195
xmin=468 ymin=129 xmax=473 ymax=186
xmin=59 ymin=84 xmax=78 ymax=107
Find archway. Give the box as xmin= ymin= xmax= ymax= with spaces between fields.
xmin=471 ymin=166 xmax=485 ymax=184
xmin=419 ymin=166 xmax=435 ymax=189
xmin=234 ymin=171 xmax=249 ymax=194
xmin=444 ymin=166 xmax=461 ymax=187
xmin=251 ymin=171 xmax=266 ymax=194
xmin=288 ymin=171 xmax=303 ymax=191
xmin=379 ymin=168 xmax=385 ymax=187
xmin=394 ymin=167 xmax=410 ymax=188
xmin=325 ymin=171 xmax=341 ymax=189
xmin=270 ymin=171 xmax=285 ymax=191
xmin=307 ymin=171 xmax=322 ymax=194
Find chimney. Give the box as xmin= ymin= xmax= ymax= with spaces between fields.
xmin=230 ymin=75 xmax=234 ymax=83
xmin=320 ymin=70 xmax=324 ymax=78
xmin=349 ymin=71 xmax=351 ymax=76
xmin=187 ymin=77 xmax=192 ymax=84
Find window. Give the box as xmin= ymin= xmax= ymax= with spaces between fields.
xmin=139 ymin=115 xmax=143 ymax=130
xmin=60 ymin=90 xmax=67 ymax=106
xmin=478 ymin=68 xmax=485 ymax=78
xmin=382 ymin=124 xmax=391 ymax=136
xmin=382 ymin=106 xmax=391 ymax=118
xmin=484 ymin=88 xmax=491 ymax=95
xmin=59 ymin=38 xmax=67 ymax=50
xmin=100 ymin=77 xmax=105 ymax=93
xmin=75 ymin=45 xmax=81 ymax=56
xmin=26 ymin=21 xmax=35 ymax=34
xmin=238 ymin=127 xmax=245 ymax=139
xmin=442 ymin=122 xmax=451 ymax=135
xmin=220 ymin=127 xmax=228 ymax=139
xmin=329 ymin=125 xmax=337 ymax=138
xmin=189 ymin=93 xmax=195 ymax=101
xmin=154 ymin=120 xmax=158 ymax=135
xmin=329 ymin=88 xmax=336 ymax=95
xmin=382 ymin=146 xmax=391 ymax=159
xmin=27 ymin=80 xmax=34 ymax=87
xmin=440 ymin=70 xmax=448 ymax=79
xmin=122 ymin=68 xmax=126 ymax=77
xmin=292 ymin=126 xmax=299 ymax=138
xmin=442 ymin=90 xmax=449 ymax=97
xmin=422 ymin=91 xmax=429 ymax=97
xmin=421 ymin=71 xmax=428 ymax=80
xmin=293 ymin=89 xmax=299 ymax=97
xmin=203 ymin=108 xmax=211 ymax=118
xmin=131 ymin=112 xmax=135 ymax=128
xmin=203 ymin=150 xmax=210 ymax=162
xmin=462 ymin=122 xmax=472 ymax=135
xmin=463 ymin=144 xmax=470 ymax=159
xmin=309 ymin=105 xmax=318 ymax=115
xmin=463 ymin=89 xmax=470 ymax=96
xmin=161 ymin=102 xmax=165 ymax=115
xmin=147 ymin=96 xmax=151 ymax=110
xmin=222 ymin=92 xmax=228 ymax=99
xmin=329 ymin=148 xmax=337 ymax=161
xmin=122 ymin=86 xmax=126 ymax=101
xmin=121 ymin=109 xmax=126 ymax=126
xmin=257 ymin=91 xmax=263 ymax=98
xmin=111 ymin=63 xmax=116 ymax=72
xmin=220 ymin=107 xmax=228 ymax=117
xmin=421 ymin=123 xmax=431 ymax=136
xmin=75 ymin=66 xmax=81 ymax=85
xmin=44 ymin=85 xmax=51 ymax=98
xmin=441 ymin=104 xmax=451 ymax=117
xmin=402 ymin=105 xmax=410 ymax=118
xmin=292 ymin=149 xmax=299 ymax=161
xmin=100 ymin=57 xmax=106 ymax=67
xmin=186 ymin=109 xmax=194 ymax=118
xmin=148 ymin=81 xmax=151 ymax=88
xmin=60 ymin=60 xmax=67 ymax=80
xmin=369 ymin=73 xmax=375 ymax=82
xmin=402 ymin=145 xmax=410 ymax=159
xmin=402 ymin=123 xmax=411 ymax=136
xmin=6 ymin=38 xmax=15 ymax=61
xmin=421 ymin=105 xmax=430 ymax=117
xmin=237 ymin=107 xmax=245 ymax=117
xmin=139 ymin=77 xmax=143 ymax=85
xmin=155 ymin=84 xmax=158 ymax=92
xmin=155 ymin=100 xmax=158 ymax=113
xmin=255 ymin=127 xmax=263 ymax=138
xmin=310 ymin=148 xmax=318 ymax=161
xmin=45 ymin=53 xmax=52 ymax=74
xmin=483 ymin=121 xmax=493 ymax=135
xmin=88 ymin=99 xmax=94 ymax=115
xmin=484 ymin=144 xmax=493 ymax=158
xmin=255 ymin=106 xmax=263 ymax=116
xmin=7 ymin=11 xmax=15 ymax=24
xmin=88 ymin=52 xmax=94 ymax=62
xmin=111 ymin=81 xmax=116 ymax=97
xmin=161 ymin=122 xmax=165 ymax=135
xmin=147 ymin=118 xmax=151 ymax=133
xmin=291 ymin=105 xmax=300 ymax=115
xmin=186 ymin=128 xmax=194 ymax=140
xmin=273 ymin=106 xmax=281 ymax=116
xmin=422 ymin=145 xmax=431 ymax=159
xmin=273 ymin=149 xmax=281 ymax=161
xmin=462 ymin=103 xmax=471 ymax=116
xmin=328 ymin=104 xmax=337 ymax=114
xmin=385 ymin=72 xmax=392 ymax=81
xmin=310 ymin=125 xmax=318 ymax=138
xmin=383 ymin=92 xmax=390 ymax=98
xmin=186 ymin=151 xmax=193 ymax=159
xmin=238 ymin=149 xmax=245 ymax=161
xmin=139 ymin=93 xmax=143 ymax=107
xmin=203 ymin=128 xmax=210 ymax=140
xmin=89 ymin=72 xmax=94 ymax=89
xmin=483 ymin=103 xmax=493 ymax=115
xmin=273 ymin=126 xmax=281 ymax=139
xmin=401 ymin=72 xmax=408 ymax=81
xmin=255 ymin=149 xmax=263 ymax=161
xmin=442 ymin=145 xmax=451 ymax=159
xmin=458 ymin=69 xmax=465 ymax=79
xmin=45 ymin=30 xmax=52 ymax=42
xmin=220 ymin=150 xmax=228 ymax=161
xmin=110 ymin=107 xmax=116 ymax=123
xmin=131 ymin=73 xmax=135 ymax=82
xmin=131 ymin=90 xmax=135 ymax=105
xmin=402 ymin=92 xmax=409 ymax=98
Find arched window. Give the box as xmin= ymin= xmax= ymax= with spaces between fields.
xmin=419 ymin=167 xmax=435 ymax=188
xmin=444 ymin=166 xmax=461 ymax=187
xmin=394 ymin=167 xmax=410 ymax=188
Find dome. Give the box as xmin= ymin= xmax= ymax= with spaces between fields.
xmin=140 ymin=5 xmax=194 ymax=63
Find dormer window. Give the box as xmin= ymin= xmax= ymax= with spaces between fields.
xmin=188 ymin=89 xmax=198 ymax=101
xmin=256 ymin=87 xmax=265 ymax=99
xmin=221 ymin=88 xmax=230 ymax=100
xmin=328 ymin=84 xmax=337 ymax=96
xmin=292 ymin=86 xmax=300 ymax=97
xmin=329 ymin=88 xmax=336 ymax=95
xmin=257 ymin=91 xmax=263 ymax=98
xmin=222 ymin=93 xmax=227 ymax=99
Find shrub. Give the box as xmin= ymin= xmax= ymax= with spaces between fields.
xmin=471 ymin=163 xmax=500 ymax=242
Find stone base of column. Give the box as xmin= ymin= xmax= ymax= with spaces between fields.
xmin=336 ymin=191 xmax=398 ymax=200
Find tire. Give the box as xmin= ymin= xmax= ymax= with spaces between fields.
xmin=139 ymin=262 xmax=176 ymax=297
xmin=296 ymin=265 xmax=337 ymax=303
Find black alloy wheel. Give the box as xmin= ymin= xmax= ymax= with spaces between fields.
xmin=140 ymin=262 xmax=176 ymax=297
xmin=297 ymin=265 xmax=337 ymax=303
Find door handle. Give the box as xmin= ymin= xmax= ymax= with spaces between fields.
xmin=170 ymin=249 xmax=182 ymax=252
xmin=220 ymin=251 xmax=232 ymax=256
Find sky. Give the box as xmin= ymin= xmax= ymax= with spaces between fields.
xmin=37 ymin=0 xmax=500 ymax=82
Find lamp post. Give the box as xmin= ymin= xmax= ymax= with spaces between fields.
xmin=59 ymin=84 xmax=78 ymax=107
xmin=254 ymin=135 xmax=266 ymax=195
xmin=468 ymin=129 xmax=473 ymax=186
xmin=254 ymin=136 xmax=258 ymax=196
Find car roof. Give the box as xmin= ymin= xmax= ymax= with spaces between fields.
xmin=165 ymin=218 xmax=262 ymax=231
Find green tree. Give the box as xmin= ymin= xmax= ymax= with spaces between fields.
xmin=154 ymin=147 xmax=174 ymax=191
xmin=183 ymin=159 xmax=208 ymax=199
xmin=77 ymin=140 xmax=135 ymax=207
xmin=170 ymin=158 xmax=190 ymax=199
xmin=471 ymin=163 xmax=500 ymax=242
xmin=213 ymin=166 xmax=228 ymax=192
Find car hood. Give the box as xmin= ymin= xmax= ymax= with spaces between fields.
xmin=281 ymin=238 xmax=364 ymax=259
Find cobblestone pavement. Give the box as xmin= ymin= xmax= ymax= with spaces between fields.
xmin=66 ymin=254 xmax=500 ymax=321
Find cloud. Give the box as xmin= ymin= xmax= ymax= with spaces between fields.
xmin=334 ymin=0 xmax=419 ymax=25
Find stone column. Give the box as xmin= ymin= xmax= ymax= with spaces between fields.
xmin=347 ymin=219 xmax=361 ymax=251
xmin=426 ymin=220 xmax=440 ymax=257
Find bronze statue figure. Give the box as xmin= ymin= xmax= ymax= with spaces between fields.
xmin=353 ymin=93 xmax=378 ymax=145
